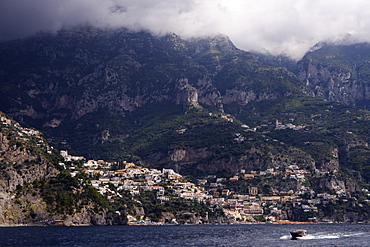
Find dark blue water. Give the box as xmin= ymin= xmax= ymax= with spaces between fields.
xmin=0 ymin=224 xmax=369 ymax=247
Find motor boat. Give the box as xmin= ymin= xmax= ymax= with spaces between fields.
xmin=290 ymin=229 xmax=307 ymax=240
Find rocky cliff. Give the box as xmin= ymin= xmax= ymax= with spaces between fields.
xmin=297 ymin=43 xmax=370 ymax=109
xmin=0 ymin=112 xmax=125 ymax=226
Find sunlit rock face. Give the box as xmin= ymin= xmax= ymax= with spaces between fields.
xmin=298 ymin=43 xmax=370 ymax=109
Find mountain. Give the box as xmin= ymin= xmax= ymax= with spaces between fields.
xmin=0 ymin=27 xmax=304 ymax=170
xmin=2 ymin=27 xmax=370 ymax=216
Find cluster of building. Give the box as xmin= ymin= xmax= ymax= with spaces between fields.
xmin=1 ymin=115 xmax=41 ymax=137
xmin=60 ymin=150 xmax=213 ymax=204
xmin=59 ymin=150 xmax=359 ymax=223
xmin=239 ymin=119 xmax=305 ymax=133
xmin=1 ymin=114 xmax=53 ymax=153
xmin=274 ymin=119 xmax=305 ymax=130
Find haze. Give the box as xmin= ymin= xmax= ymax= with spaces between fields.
xmin=1 ymin=0 xmax=370 ymax=60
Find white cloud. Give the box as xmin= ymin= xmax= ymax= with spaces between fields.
xmin=1 ymin=0 xmax=370 ymax=59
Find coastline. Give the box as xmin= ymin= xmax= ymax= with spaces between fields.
xmin=0 ymin=220 xmax=350 ymax=227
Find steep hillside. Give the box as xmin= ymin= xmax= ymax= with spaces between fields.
xmin=298 ymin=43 xmax=370 ymax=109
xmin=2 ymin=27 xmax=370 ymax=189
xmin=0 ymin=112 xmax=120 ymax=225
xmin=0 ymin=28 xmax=303 ymax=121
xmin=0 ymin=27 xmax=305 ymax=167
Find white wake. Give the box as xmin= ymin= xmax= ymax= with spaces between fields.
xmin=280 ymin=232 xmax=365 ymax=240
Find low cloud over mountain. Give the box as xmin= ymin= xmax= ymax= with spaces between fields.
xmin=1 ymin=0 xmax=370 ymax=59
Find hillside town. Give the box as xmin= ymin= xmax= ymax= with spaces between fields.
xmin=59 ymin=150 xmax=363 ymax=224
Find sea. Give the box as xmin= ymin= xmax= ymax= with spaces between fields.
xmin=0 ymin=223 xmax=369 ymax=247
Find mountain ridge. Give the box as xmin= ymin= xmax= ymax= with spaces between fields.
xmin=0 ymin=27 xmax=304 ymax=165
xmin=0 ymin=27 xmax=370 ymax=184
xmin=3 ymin=27 xmax=370 ymax=222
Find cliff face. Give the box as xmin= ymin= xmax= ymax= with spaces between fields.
xmin=0 ymin=112 xmax=124 ymax=226
xmin=0 ymin=113 xmax=56 ymax=225
xmin=297 ymin=43 xmax=370 ymax=109
xmin=0 ymin=27 xmax=300 ymax=130
xmin=0 ymin=113 xmax=58 ymax=191
xmin=147 ymin=144 xmax=340 ymax=176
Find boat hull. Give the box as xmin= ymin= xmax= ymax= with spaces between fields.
xmin=290 ymin=230 xmax=306 ymax=240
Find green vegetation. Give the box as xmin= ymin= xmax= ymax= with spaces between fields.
xmin=32 ymin=170 xmax=110 ymax=215
xmin=134 ymin=191 xmax=209 ymax=222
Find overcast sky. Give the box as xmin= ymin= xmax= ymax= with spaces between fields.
xmin=1 ymin=0 xmax=370 ymax=60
